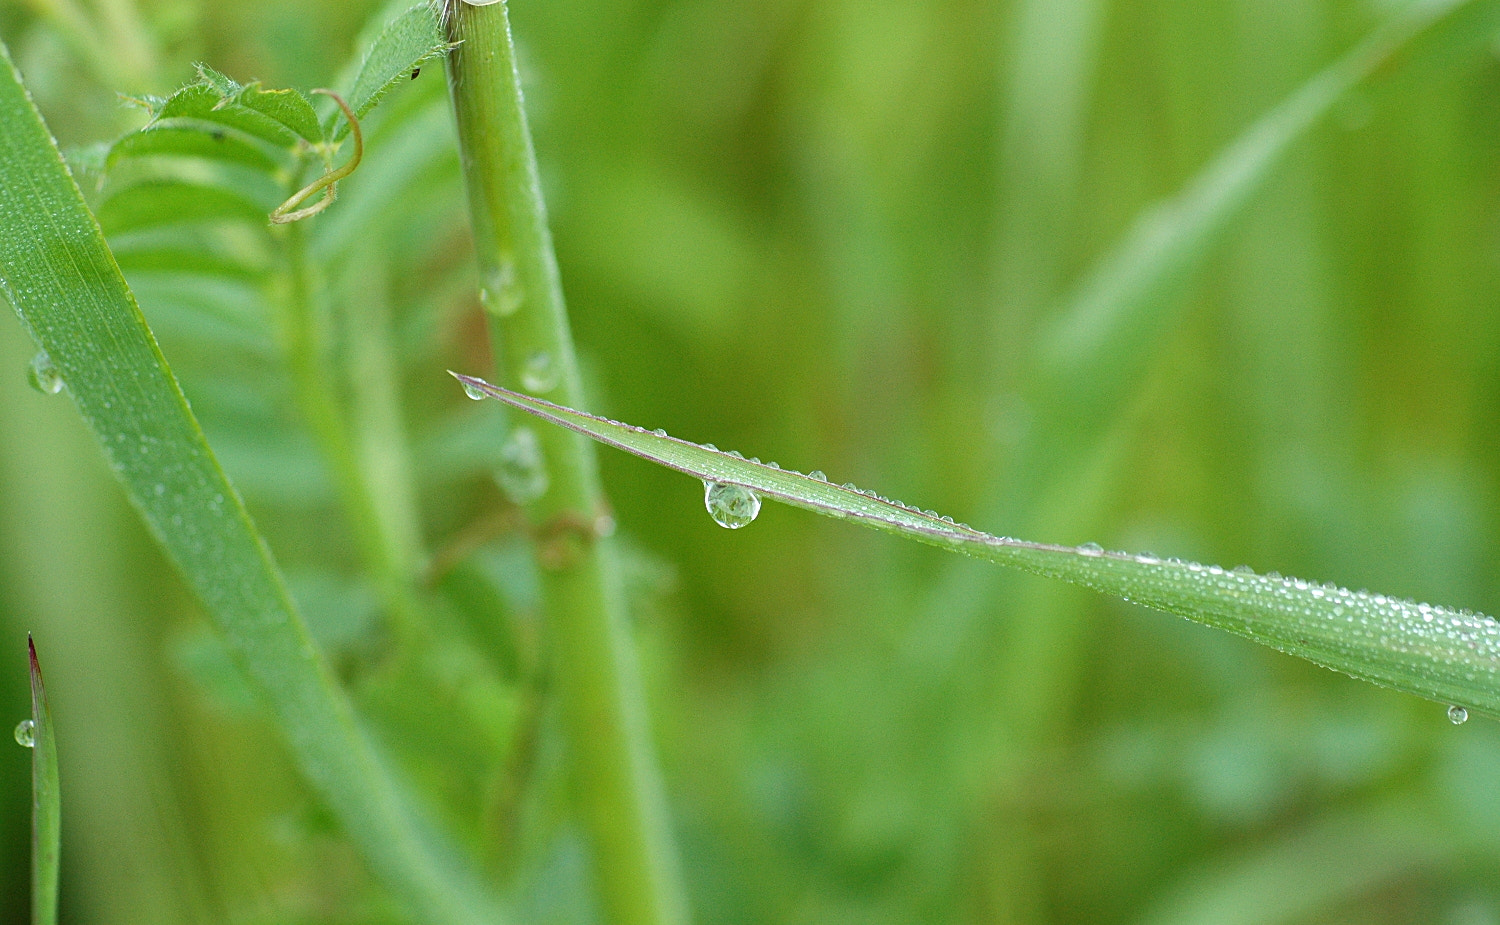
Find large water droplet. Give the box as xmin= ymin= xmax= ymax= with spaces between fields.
xmin=13 ymin=719 xmax=34 ymax=747
xmin=520 ymin=351 xmax=559 ymax=393
xmin=461 ymin=379 xmax=487 ymax=400
xmin=495 ymin=427 xmax=548 ymax=504
xmin=27 ymin=351 xmax=62 ymax=395
xmin=703 ymin=481 xmax=760 ymax=529
xmin=1448 ymin=704 xmax=1469 ymax=725
xmin=808 ymin=470 xmax=827 ymax=482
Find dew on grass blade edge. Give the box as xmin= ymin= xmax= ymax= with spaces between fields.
xmin=13 ymin=718 xmax=34 ymax=747
xmin=1448 ymin=704 xmax=1469 ymax=725
xmin=704 ymin=481 xmax=760 ymax=529
xmin=27 ymin=351 xmax=62 ymax=395
xmin=462 ymin=379 xmax=486 ymax=400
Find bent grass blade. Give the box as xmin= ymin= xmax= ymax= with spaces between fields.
xmin=453 ymin=372 xmax=1500 ymax=718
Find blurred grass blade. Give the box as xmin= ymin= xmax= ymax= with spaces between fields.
xmin=26 ymin=636 xmax=59 ymax=925
xmin=107 ymin=125 xmax=281 ymax=172
xmin=0 ymin=39 xmax=503 ymax=925
xmin=96 ymin=180 xmax=272 ymax=234
xmin=455 ymin=373 xmax=1500 ymax=718
xmin=1038 ymin=0 xmax=1486 ymax=410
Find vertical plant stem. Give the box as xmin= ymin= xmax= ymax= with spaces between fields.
xmin=441 ymin=4 xmax=687 ymax=924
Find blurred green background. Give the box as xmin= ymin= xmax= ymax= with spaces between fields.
xmin=3 ymin=0 xmax=1500 ymax=922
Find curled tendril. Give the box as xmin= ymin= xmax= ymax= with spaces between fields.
xmin=270 ymin=89 xmax=362 ymax=224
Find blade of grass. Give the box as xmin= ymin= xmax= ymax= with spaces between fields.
xmin=455 ymin=373 xmax=1500 ymax=719
xmin=0 ymin=38 xmax=503 ymax=925
xmin=919 ymin=0 xmax=1500 ymax=751
xmin=1036 ymin=0 xmax=1494 ymax=416
xmin=26 ymin=636 xmax=59 ymax=925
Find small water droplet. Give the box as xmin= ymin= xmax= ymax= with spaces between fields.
xmin=27 ymin=351 xmax=62 ymax=395
xmin=1078 ymin=542 xmax=1104 ymax=557
xmin=495 ymin=427 xmax=548 ymax=504
xmin=1448 ymin=704 xmax=1469 ymax=725
xmin=13 ymin=719 xmax=34 ymax=748
xmin=807 ymin=470 xmax=827 ymax=481
xmin=520 ymin=351 xmax=559 ymax=393
xmin=703 ymin=481 xmax=760 ymax=529
xmin=461 ymin=379 xmax=486 ymax=401
xmin=482 ymin=260 xmax=524 ymax=316
xmin=703 ymin=443 xmax=718 ymax=452
xmin=651 ymin=428 xmax=667 ymax=437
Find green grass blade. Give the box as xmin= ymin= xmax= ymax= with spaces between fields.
xmin=1038 ymin=0 xmax=1485 ymax=410
xmin=25 ymin=636 xmax=59 ymax=925
xmin=0 ymin=39 xmax=503 ymax=925
xmin=455 ymin=373 xmax=1500 ymax=718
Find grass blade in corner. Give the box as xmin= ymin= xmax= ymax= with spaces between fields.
xmin=455 ymin=373 xmax=1500 ymax=719
xmin=26 ymin=636 xmax=58 ymax=925
xmin=0 ymin=39 xmax=502 ymax=925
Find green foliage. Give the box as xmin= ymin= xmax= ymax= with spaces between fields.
xmin=2 ymin=0 xmax=1500 ymax=923
xmin=0 ymin=23 xmax=501 ymax=924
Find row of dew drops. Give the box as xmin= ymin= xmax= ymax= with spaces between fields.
xmin=459 ymin=373 xmax=1485 ymax=725
xmin=462 ymin=372 xmax=976 ymax=531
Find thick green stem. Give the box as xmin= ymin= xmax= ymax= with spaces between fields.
xmin=441 ymin=3 xmax=687 ymax=924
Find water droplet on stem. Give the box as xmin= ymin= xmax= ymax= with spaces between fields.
xmin=482 ymin=260 xmax=523 ymax=317
xmin=520 ymin=351 xmax=559 ymax=393
xmin=461 ymin=379 xmax=487 ymax=400
xmin=703 ymin=481 xmax=760 ymax=529
xmin=1448 ymin=704 xmax=1469 ymax=725
xmin=13 ymin=719 xmax=34 ymax=747
xmin=496 ymin=427 xmax=548 ymax=504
